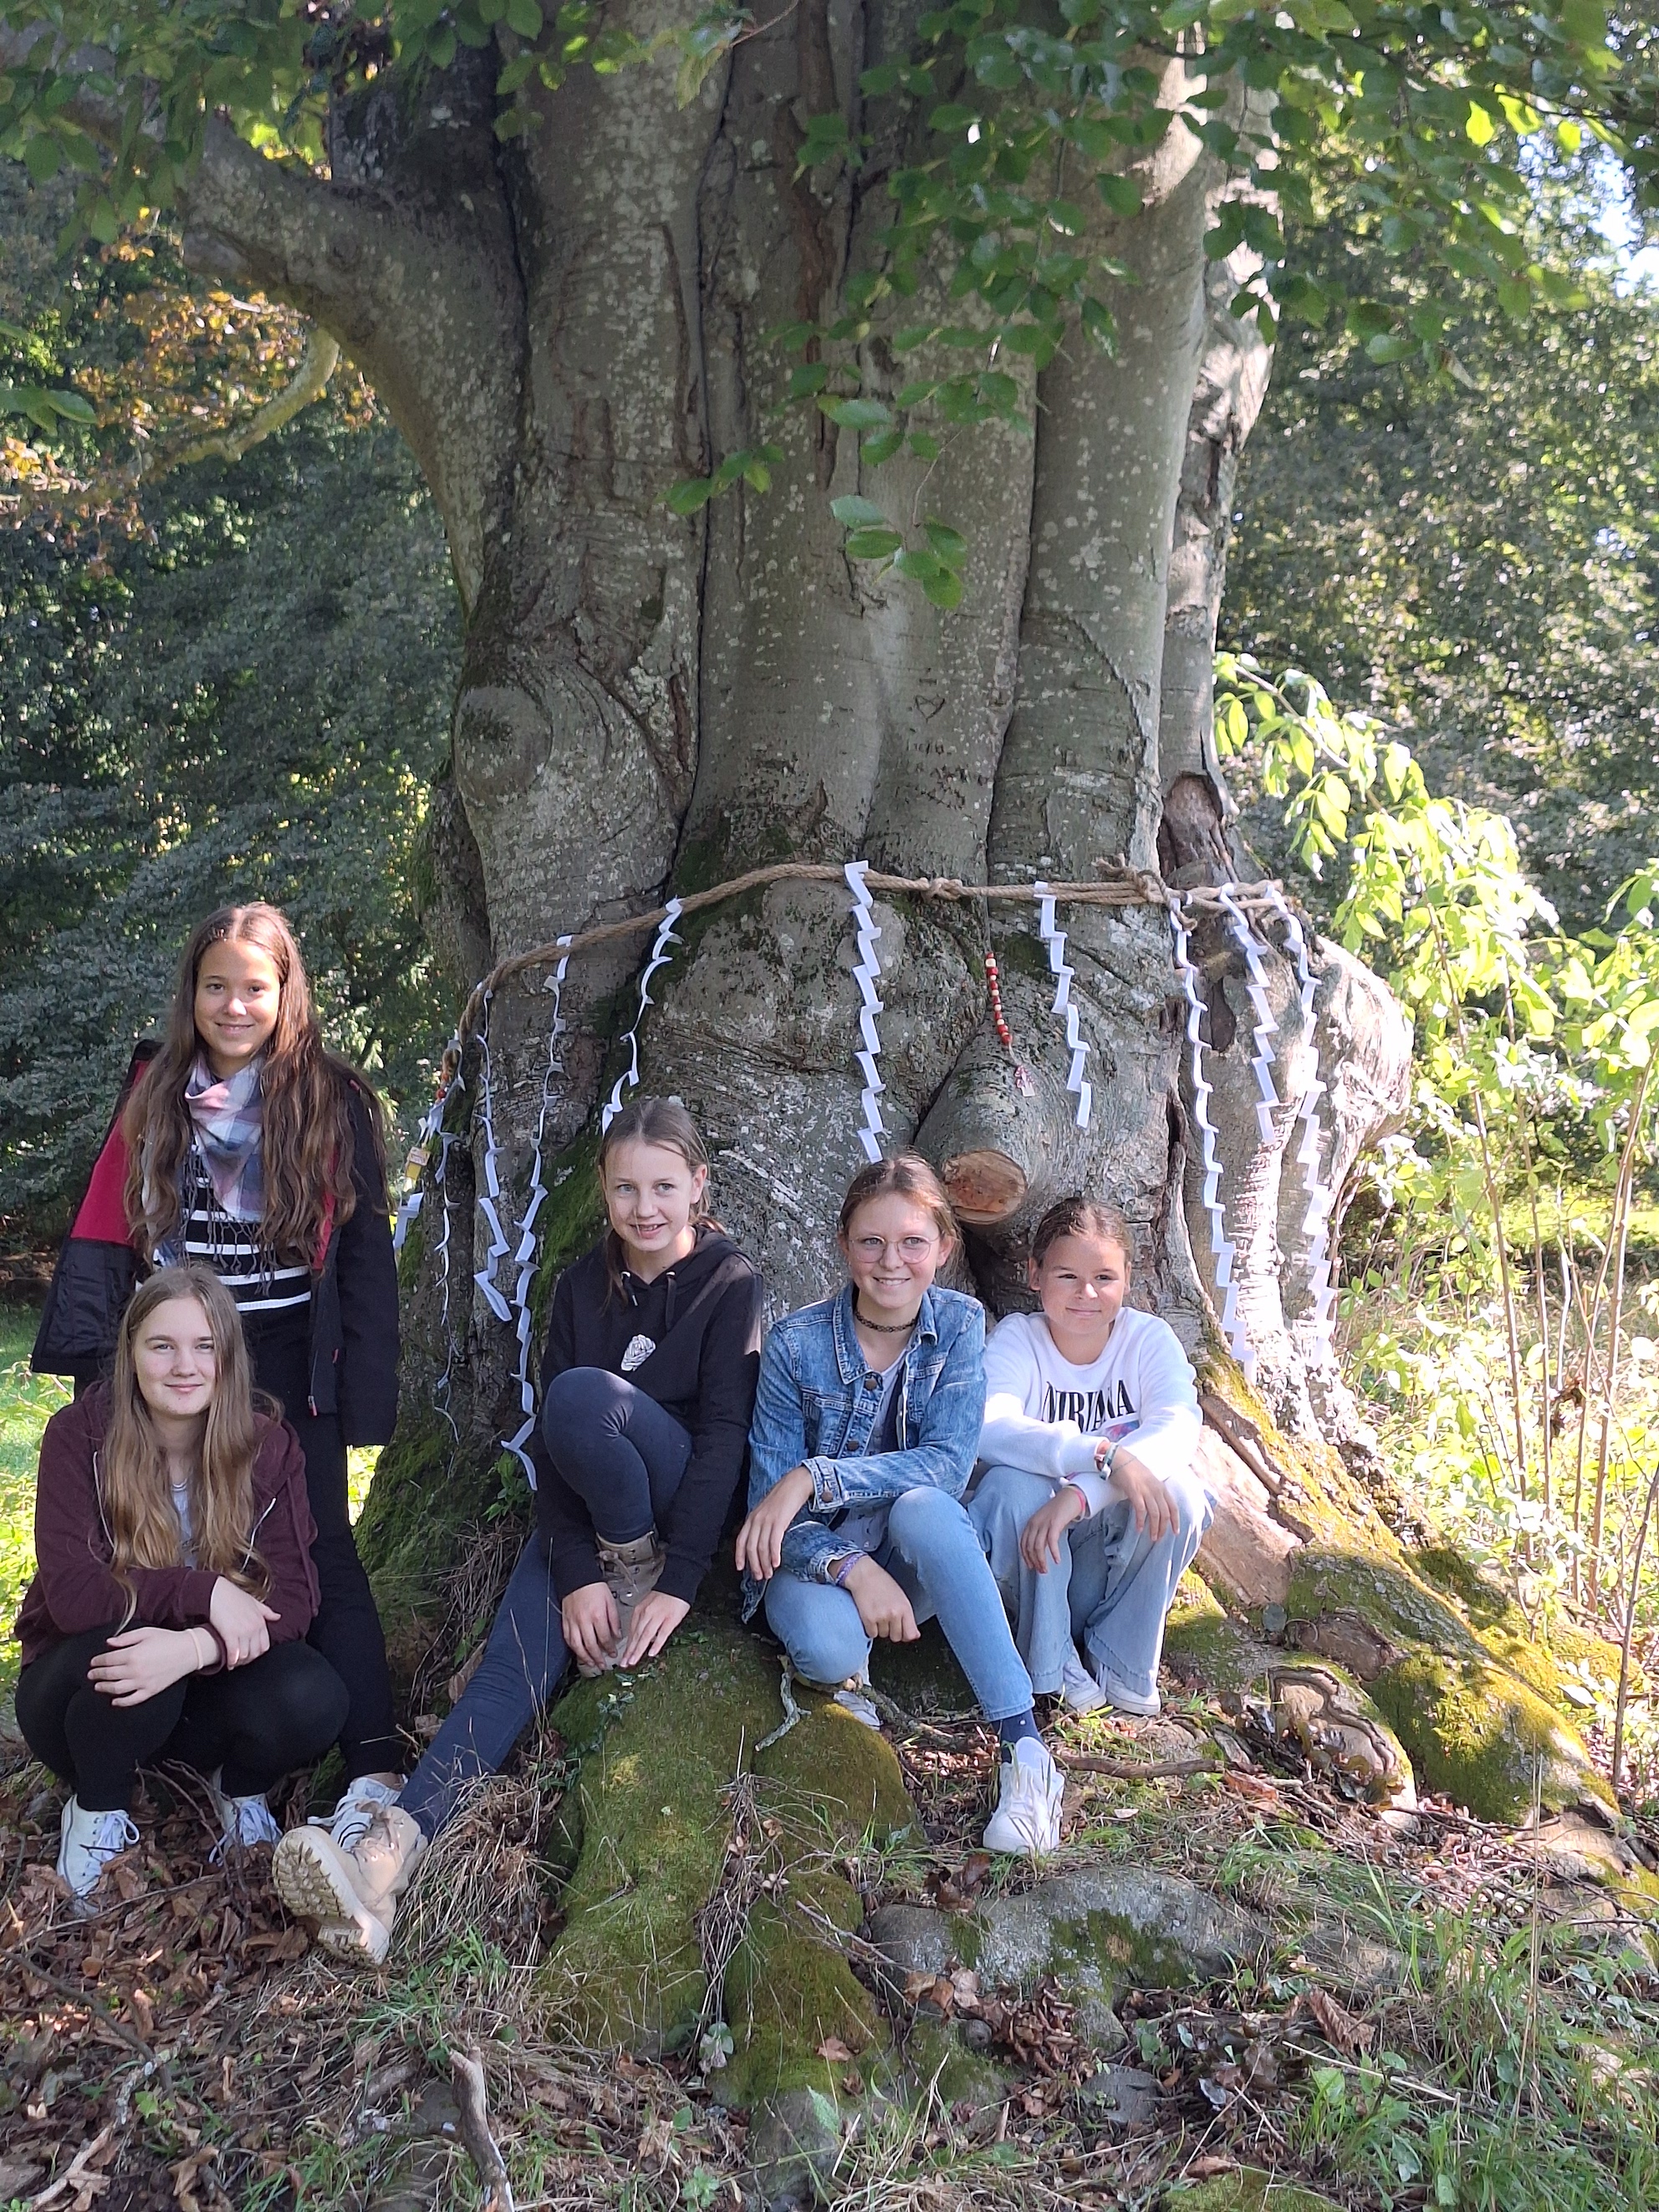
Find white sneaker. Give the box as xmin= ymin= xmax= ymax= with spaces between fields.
xmin=207 ymin=1769 xmax=283 ymax=1857
xmin=1093 ymin=1666 xmax=1161 ymax=1717
xmin=273 ymin=1804 xmax=427 ymax=1969
xmin=1059 ymin=1649 xmax=1108 ymax=1714
xmin=57 ymin=1797 xmax=140 ymax=1902
xmin=317 ymin=1775 xmax=400 ymax=1853
xmin=833 ymin=1686 xmax=883 ymax=1730
xmin=982 ymin=1739 xmax=1064 ymax=1856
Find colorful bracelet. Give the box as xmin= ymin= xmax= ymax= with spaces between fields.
xmin=830 ymin=1552 xmax=865 ymax=1588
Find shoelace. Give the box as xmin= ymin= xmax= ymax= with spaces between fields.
xmin=89 ymin=1810 xmax=140 ymax=1861
xmin=311 ymin=1782 xmax=391 ymax=1853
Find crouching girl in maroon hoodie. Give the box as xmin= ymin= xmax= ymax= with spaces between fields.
xmin=14 ymin=1265 xmax=346 ymax=1904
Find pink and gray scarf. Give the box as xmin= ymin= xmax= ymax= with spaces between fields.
xmin=181 ymin=1053 xmax=266 ymax=1221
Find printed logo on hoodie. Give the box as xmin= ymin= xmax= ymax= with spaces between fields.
xmin=1040 ymin=1379 xmax=1136 ymax=1433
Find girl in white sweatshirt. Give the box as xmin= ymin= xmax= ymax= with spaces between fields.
xmin=969 ymin=1198 xmax=1211 ymax=1715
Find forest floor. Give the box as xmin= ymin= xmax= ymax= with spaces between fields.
xmin=3 ymin=1328 xmax=1659 ymax=2211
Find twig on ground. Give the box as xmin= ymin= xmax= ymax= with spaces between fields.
xmin=865 ymin=1687 xmax=982 ymax=1741
xmin=1057 ymin=1749 xmax=1223 ymax=1781
xmin=450 ymin=2045 xmax=514 ymax=2212
xmin=755 ymin=1655 xmax=804 ymax=1752
xmin=10 ymin=1943 xmax=174 ymax=2094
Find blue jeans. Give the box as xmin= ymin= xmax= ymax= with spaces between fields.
xmin=761 ymin=1486 xmax=1035 ymax=1724
xmin=968 ymin=1464 xmax=1212 ymax=1701
xmin=401 ymin=1372 xmax=691 ymax=1840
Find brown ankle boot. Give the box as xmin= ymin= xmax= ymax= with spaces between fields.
xmin=583 ymin=1530 xmax=665 ymax=1674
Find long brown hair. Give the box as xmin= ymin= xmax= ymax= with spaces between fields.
xmin=596 ymin=1097 xmax=720 ymax=1300
xmin=101 ymin=1267 xmax=271 ymax=1624
xmin=1029 ymin=1196 xmax=1135 ymax=1272
xmin=121 ymin=903 xmax=385 ymax=1266
xmin=837 ymin=1153 xmax=959 ymax=1255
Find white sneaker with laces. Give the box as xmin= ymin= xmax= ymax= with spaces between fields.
xmin=207 ymin=1769 xmax=283 ymax=1857
xmin=58 ymin=1797 xmax=140 ymax=1902
xmin=982 ymin=1739 xmax=1064 ymax=1857
xmin=1059 ymin=1649 xmax=1108 ymax=1715
xmin=833 ymin=1686 xmax=883 ymax=1730
xmin=318 ymin=1775 xmax=400 ymax=1853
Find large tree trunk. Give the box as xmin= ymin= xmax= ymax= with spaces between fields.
xmin=105 ymin=6 xmax=1622 ymax=2099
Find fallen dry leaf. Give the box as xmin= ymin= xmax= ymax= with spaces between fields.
xmin=815 ymin=2036 xmax=855 ymax=2062
xmin=1299 ymin=1987 xmax=1376 ymax=2057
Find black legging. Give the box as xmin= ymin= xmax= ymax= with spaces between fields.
xmin=248 ymin=1322 xmax=402 ymax=1780
xmin=16 ymin=1628 xmax=348 ymax=1814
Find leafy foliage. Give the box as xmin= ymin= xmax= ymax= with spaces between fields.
xmin=1226 ymin=172 xmax=1659 ymax=935
xmin=0 ymin=385 xmax=457 ymax=1238
xmin=0 ymin=3 xmax=1652 ymax=578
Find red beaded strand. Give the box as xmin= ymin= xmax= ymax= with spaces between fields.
xmin=983 ymin=951 xmax=1013 ymax=1053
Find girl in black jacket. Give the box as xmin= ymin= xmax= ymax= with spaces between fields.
xmin=272 ymin=1095 xmax=763 ymax=1967
xmin=33 ymin=904 xmax=402 ymax=1848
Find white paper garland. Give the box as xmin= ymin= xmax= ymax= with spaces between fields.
xmin=1168 ymin=900 xmax=1253 ymax=1379
xmin=602 ymin=899 xmax=684 ymax=1133
xmin=845 ymin=860 xmax=886 ymax=1164
xmin=471 ymin=992 xmax=515 ymax=1326
xmin=1253 ymin=884 xmax=1339 ymax=1348
xmin=1032 ymin=883 xmax=1092 ymax=1130
xmin=1215 ymin=884 xmax=1281 ymax=1145
xmin=504 ymin=941 xmax=572 ymax=1486
xmin=391 ymin=1035 xmax=462 ymax=1256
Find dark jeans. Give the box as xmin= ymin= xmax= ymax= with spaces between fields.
xmin=401 ymin=1370 xmax=691 ymax=1840
xmin=16 ymin=1628 xmax=348 ymax=1814
xmin=251 ymin=1323 xmax=401 ymax=1781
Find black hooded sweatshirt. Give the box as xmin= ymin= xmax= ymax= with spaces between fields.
xmin=529 ymin=1226 xmax=763 ymax=1604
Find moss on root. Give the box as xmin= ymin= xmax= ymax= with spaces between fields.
xmin=1369 ymin=1649 xmax=1616 ymax=1822
xmin=1163 ymin=1577 xmax=1279 ymax=1695
xmin=355 ymin=1409 xmax=498 ymax=1656
xmin=1164 ymin=2173 xmax=1345 ymax=2212
xmin=541 ymin=1619 xmax=778 ymax=2054
xmin=719 ymin=1866 xmax=885 ymax=2104
xmin=757 ymin=1701 xmax=915 ymax=1843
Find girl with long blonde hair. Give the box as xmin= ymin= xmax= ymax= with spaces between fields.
xmin=33 ymin=903 xmax=403 ymax=1851
xmin=15 ymin=1267 xmax=346 ymax=1902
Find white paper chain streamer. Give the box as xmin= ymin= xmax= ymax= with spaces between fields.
xmin=504 ymin=941 xmax=572 ymax=1486
xmin=430 ymin=1129 xmax=462 ymax=1440
xmin=1031 ymin=884 xmax=1092 ymax=1129
xmin=1253 ymin=884 xmax=1339 ymax=1347
xmin=1215 ymin=884 xmax=1281 ymax=1145
xmin=845 ymin=860 xmax=886 ymax=1164
xmin=391 ymin=1038 xmax=462 ymax=1255
xmin=1169 ymin=900 xmax=1253 ymax=1379
xmin=471 ymin=992 xmax=515 ymax=1325
xmin=602 ymin=899 xmax=684 ymax=1132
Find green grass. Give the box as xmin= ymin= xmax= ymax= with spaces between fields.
xmin=0 ymin=1303 xmax=68 ymax=1693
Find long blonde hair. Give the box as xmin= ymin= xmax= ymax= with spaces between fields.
xmin=121 ymin=903 xmax=386 ymax=1267
xmin=101 ymin=1267 xmax=271 ymax=1623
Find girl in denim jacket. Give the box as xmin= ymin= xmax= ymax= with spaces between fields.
xmin=736 ymin=1155 xmax=1064 ymax=1855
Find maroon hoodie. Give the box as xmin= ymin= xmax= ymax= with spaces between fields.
xmin=13 ymin=1385 xmax=320 ymax=1669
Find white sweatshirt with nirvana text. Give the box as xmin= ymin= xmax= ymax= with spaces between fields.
xmin=978 ymin=1307 xmax=1202 ymax=1516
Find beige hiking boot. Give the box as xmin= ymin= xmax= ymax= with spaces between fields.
xmin=273 ymin=1803 xmax=426 ymax=1968
xmin=576 ymin=1531 xmax=666 ymax=1678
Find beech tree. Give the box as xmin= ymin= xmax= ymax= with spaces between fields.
xmin=4 ymin=1 xmax=1656 ymax=1940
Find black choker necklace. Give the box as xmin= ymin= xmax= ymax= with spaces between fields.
xmin=855 ymin=1302 xmax=920 ymax=1333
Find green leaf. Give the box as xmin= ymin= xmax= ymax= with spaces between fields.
xmin=1095 ymin=173 xmax=1143 ymax=218
xmin=1365 ymin=332 xmax=1414 ymax=364
xmin=845 ymin=526 xmax=903 ymax=559
xmin=861 ymin=429 xmax=905 ymax=464
xmin=506 ymin=0 xmax=544 ymax=33
xmin=789 ymin=362 xmax=831 ymax=398
xmin=924 ymin=519 xmax=967 ymax=561
xmin=23 ymin=132 xmax=60 ymax=184
xmin=666 ymin=477 xmax=715 ymax=515
xmin=1464 ymin=100 xmax=1495 ymax=147
xmin=830 ymin=495 xmax=890 ymax=528
xmin=819 ymin=396 xmax=892 ymax=428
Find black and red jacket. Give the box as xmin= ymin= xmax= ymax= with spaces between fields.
xmin=32 ymin=1043 xmax=400 ymax=1446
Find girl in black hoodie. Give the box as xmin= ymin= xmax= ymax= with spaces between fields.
xmin=273 ymin=1097 xmax=763 ymax=1965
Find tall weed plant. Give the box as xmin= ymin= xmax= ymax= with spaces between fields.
xmin=1217 ymin=659 xmax=1659 ymax=1797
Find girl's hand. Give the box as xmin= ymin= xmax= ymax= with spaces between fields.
xmin=842 ymin=1557 xmax=920 ymax=1643
xmin=88 ymin=1627 xmax=202 ymax=1707
xmin=1019 ymin=1483 xmax=1088 ymax=1573
xmin=619 ymin=1590 xmax=691 ymax=1668
xmin=1110 ymin=1450 xmax=1177 ymax=1542
xmin=734 ymin=1465 xmax=814 ymax=1582
xmin=562 ymin=1582 xmax=620 ymax=1671
xmin=209 ymin=1577 xmax=280 ymax=1668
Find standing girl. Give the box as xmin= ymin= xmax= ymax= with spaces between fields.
xmin=15 ymin=1267 xmax=348 ymax=1901
xmin=737 ymin=1154 xmax=1065 ymax=1858
xmin=272 ymin=1096 xmax=763 ymax=1965
xmin=970 ymin=1197 xmax=1209 ymax=1717
xmin=33 ymin=904 xmax=402 ymax=1846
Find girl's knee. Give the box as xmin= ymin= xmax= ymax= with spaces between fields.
xmin=886 ymin=1485 xmax=971 ymax=1557
xmin=764 ymin=1581 xmax=869 ymax=1685
xmin=540 ymin=1365 xmax=614 ymax=1426
xmin=1168 ymin=1474 xmax=1211 ymax=1541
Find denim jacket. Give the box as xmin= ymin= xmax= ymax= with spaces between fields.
xmin=742 ymin=1282 xmax=986 ymax=1615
